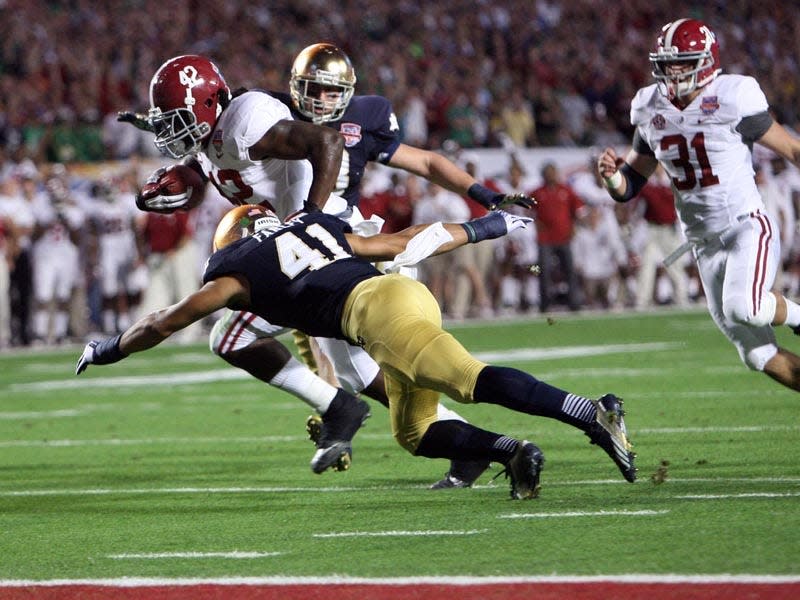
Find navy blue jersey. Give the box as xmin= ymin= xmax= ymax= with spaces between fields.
xmin=269 ymin=91 xmax=401 ymax=207
xmin=203 ymin=213 xmax=380 ymax=339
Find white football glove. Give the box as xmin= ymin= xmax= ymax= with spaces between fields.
xmin=135 ymin=167 xmax=193 ymax=212
xmin=75 ymin=341 xmax=99 ymax=375
xmin=497 ymin=209 xmax=534 ymax=233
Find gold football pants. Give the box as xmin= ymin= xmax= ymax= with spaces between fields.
xmin=341 ymin=273 xmax=487 ymax=453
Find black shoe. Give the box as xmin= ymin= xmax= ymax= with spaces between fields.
xmin=792 ymin=324 xmax=800 ymax=336
xmin=586 ymin=394 xmax=637 ymax=482
xmin=310 ymin=391 xmax=371 ymax=474
xmin=496 ymin=441 xmax=544 ymax=500
xmin=430 ymin=459 xmax=491 ymax=489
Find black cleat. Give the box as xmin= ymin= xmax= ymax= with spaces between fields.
xmin=792 ymin=324 xmax=800 ymax=336
xmin=497 ymin=441 xmax=544 ymax=500
xmin=430 ymin=459 xmax=491 ymax=489
xmin=586 ymin=394 xmax=637 ymax=482
xmin=309 ymin=391 xmax=370 ymax=474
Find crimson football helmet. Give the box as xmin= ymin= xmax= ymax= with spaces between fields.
xmin=213 ymin=205 xmax=282 ymax=251
xmin=290 ymin=43 xmax=356 ymax=123
xmin=148 ymin=55 xmax=231 ymax=158
xmin=649 ymin=19 xmax=721 ymax=100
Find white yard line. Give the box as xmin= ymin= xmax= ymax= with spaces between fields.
xmin=312 ymin=530 xmax=487 ymax=538
xmin=498 ymin=509 xmax=669 ymax=519
xmin=0 ymin=479 xmax=797 ymax=498
xmin=5 ymin=342 xmax=682 ymax=393
xmin=2 ymin=423 xmax=795 ymax=448
xmin=107 ymin=551 xmax=283 ymax=559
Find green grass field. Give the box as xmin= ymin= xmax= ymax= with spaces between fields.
xmin=1 ymin=308 xmax=799 ymax=582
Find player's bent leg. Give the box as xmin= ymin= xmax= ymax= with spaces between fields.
xmin=210 ymin=309 xmax=371 ymax=472
xmin=415 ymin=420 xmax=544 ymax=500
xmin=763 ymin=347 xmax=800 ymax=392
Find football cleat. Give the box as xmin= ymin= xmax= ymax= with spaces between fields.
xmin=310 ymin=391 xmax=370 ymax=474
xmin=306 ymin=414 xmax=323 ymax=443
xmin=791 ymin=324 xmax=800 ymax=336
xmin=310 ymin=442 xmax=353 ymax=473
xmin=586 ymin=394 xmax=637 ymax=482
xmin=430 ymin=459 xmax=491 ymax=489
xmin=496 ymin=441 xmax=544 ymax=500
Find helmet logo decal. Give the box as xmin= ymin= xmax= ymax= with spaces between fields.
xmin=178 ymin=66 xmax=204 ymax=108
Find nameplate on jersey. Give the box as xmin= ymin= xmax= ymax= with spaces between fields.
xmin=340 ymin=123 xmax=362 ymax=147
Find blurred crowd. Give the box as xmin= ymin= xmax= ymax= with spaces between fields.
xmin=2 ymin=142 xmax=800 ymax=349
xmin=2 ymin=0 xmax=800 ymax=348
xmin=1 ymin=1 xmax=800 ymax=161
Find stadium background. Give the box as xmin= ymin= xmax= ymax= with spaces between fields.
xmin=1 ymin=0 xmax=799 ymax=348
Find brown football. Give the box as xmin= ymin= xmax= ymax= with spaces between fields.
xmin=159 ymin=164 xmax=206 ymax=209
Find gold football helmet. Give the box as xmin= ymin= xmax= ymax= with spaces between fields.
xmin=290 ymin=43 xmax=356 ymax=123
xmin=212 ymin=205 xmax=282 ymax=251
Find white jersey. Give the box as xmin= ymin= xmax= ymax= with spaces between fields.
xmin=194 ymin=91 xmax=312 ymax=220
xmin=631 ymin=74 xmax=769 ymax=240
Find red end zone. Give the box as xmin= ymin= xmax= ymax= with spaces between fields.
xmin=3 ymin=581 xmax=800 ymax=600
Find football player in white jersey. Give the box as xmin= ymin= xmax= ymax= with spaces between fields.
xmin=128 ymin=53 xmax=551 ymax=487
xmin=598 ymin=18 xmax=800 ymax=391
xmin=139 ymin=54 xmax=371 ymax=475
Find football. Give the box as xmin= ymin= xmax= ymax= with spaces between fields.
xmin=159 ymin=163 xmax=206 ymax=210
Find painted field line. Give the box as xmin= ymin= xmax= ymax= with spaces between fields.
xmin=313 ymin=529 xmax=487 ymax=538
xmin=0 ymin=435 xmax=303 ymax=448
xmin=6 ymin=342 xmax=681 ymax=393
xmin=2 ymin=424 xmax=796 ymax=450
xmin=2 ymin=477 xmax=799 ymax=498
xmin=498 ymin=509 xmax=669 ymax=519
xmin=108 ymin=551 xmax=282 ymax=559
xmin=676 ymin=492 xmax=800 ymax=499
xmin=2 ymin=574 xmax=799 ymax=586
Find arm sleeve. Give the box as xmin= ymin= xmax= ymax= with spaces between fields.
xmin=736 ymin=111 xmax=774 ymax=144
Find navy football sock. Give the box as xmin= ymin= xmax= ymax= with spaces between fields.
xmin=414 ymin=420 xmax=519 ymax=464
xmin=473 ymin=365 xmax=596 ymax=431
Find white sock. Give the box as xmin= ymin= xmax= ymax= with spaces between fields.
xmin=269 ymin=356 xmax=337 ymax=414
xmin=783 ymin=297 xmax=800 ymax=327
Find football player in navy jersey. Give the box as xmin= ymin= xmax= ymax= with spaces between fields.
xmin=77 ymin=205 xmax=637 ymax=499
xmin=276 ymin=43 xmax=539 ymax=488
xmin=119 ymin=46 xmax=536 ymax=489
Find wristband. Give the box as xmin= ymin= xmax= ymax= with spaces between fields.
xmin=93 ymin=334 xmax=128 ymax=365
xmin=603 ymin=170 xmax=623 ymax=189
xmin=467 ymin=183 xmax=501 ymax=210
xmin=461 ymin=212 xmax=505 ymax=243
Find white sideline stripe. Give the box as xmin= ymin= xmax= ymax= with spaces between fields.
xmin=7 ymin=342 xmax=681 ymax=392
xmin=677 ymin=492 xmax=800 ymax=499
xmin=498 ymin=509 xmax=669 ymax=519
xmin=108 ymin=552 xmax=282 ymax=559
xmin=0 ymin=486 xmax=366 ymax=497
xmin=0 ymin=436 xmax=302 ymax=448
xmin=313 ymin=530 xmax=486 ymax=538
xmin=2 ymin=479 xmax=798 ymax=498
xmin=2 ymin=574 xmax=799 ymax=586
xmin=2 ymin=423 xmax=795 ymax=448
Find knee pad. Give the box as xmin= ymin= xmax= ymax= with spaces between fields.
xmin=723 ymin=291 xmax=776 ymax=328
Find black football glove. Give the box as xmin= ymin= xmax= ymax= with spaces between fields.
xmin=117 ymin=110 xmax=154 ymax=133
xmin=467 ymin=183 xmax=536 ymax=211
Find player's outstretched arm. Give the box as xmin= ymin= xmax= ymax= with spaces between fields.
xmin=346 ymin=210 xmax=533 ymax=262
xmin=389 ymin=144 xmax=535 ymax=210
xmin=757 ymin=122 xmax=800 ymax=168
xmin=76 ymin=277 xmax=245 ymax=374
